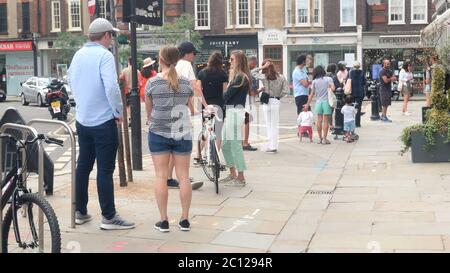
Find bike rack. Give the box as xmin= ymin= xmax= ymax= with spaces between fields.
xmin=27 ymin=119 xmax=77 ymax=229
xmin=0 ymin=123 xmax=45 ymax=253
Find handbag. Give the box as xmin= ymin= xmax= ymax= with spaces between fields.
xmin=260 ymin=92 xmax=270 ymax=104
xmin=328 ymin=88 xmax=337 ymax=108
xmin=344 ymin=79 xmax=352 ymax=95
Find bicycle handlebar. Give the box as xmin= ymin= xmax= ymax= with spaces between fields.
xmin=0 ymin=133 xmax=64 ymax=147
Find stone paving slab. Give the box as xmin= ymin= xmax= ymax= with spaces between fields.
xmin=211 ymin=231 xmax=276 ymax=250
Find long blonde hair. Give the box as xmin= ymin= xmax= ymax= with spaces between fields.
xmin=159 ymin=46 xmax=180 ymax=92
xmin=228 ymin=50 xmax=251 ymax=89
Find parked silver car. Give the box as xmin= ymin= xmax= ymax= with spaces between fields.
xmin=19 ymin=77 xmax=75 ymax=107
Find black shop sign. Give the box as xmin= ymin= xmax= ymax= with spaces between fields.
xmin=123 ymin=0 xmax=164 ymax=26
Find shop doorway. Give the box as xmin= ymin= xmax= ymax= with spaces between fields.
xmin=264 ymin=45 xmax=283 ymax=74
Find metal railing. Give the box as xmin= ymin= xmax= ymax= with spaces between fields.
xmin=27 ymin=119 xmax=77 ymax=229
xmin=0 ymin=123 xmax=45 ymax=253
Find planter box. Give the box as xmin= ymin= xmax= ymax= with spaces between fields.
xmin=411 ymin=131 xmax=450 ymax=163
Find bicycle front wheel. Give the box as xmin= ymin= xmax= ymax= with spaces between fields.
xmin=2 ymin=193 xmax=61 ymax=253
xmin=210 ymin=139 xmax=220 ymax=194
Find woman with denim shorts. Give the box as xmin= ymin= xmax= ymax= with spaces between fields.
xmin=304 ymin=65 xmax=335 ymax=144
xmin=145 ymin=46 xmax=194 ymax=233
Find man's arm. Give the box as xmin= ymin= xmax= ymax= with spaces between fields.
xmin=100 ymin=52 xmax=123 ymax=120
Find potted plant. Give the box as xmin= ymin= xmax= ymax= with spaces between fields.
xmin=400 ymin=63 xmax=450 ymax=163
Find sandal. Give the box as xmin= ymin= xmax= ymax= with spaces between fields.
xmin=322 ymin=139 xmax=331 ymax=145
xmin=317 ymin=139 xmax=323 ymax=144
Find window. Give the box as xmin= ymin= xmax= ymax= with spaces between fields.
xmin=0 ymin=4 xmax=7 ymax=33
xmin=389 ymin=0 xmax=405 ymax=24
xmin=227 ymin=0 xmax=234 ymax=27
xmin=51 ymin=1 xmax=61 ymax=31
xmin=22 ymin=2 xmax=30 ymax=33
xmin=265 ymin=47 xmax=282 ymax=60
xmin=285 ymin=0 xmax=293 ymax=26
xmin=195 ymin=0 xmax=210 ymax=30
xmin=98 ymin=0 xmax=107 ymax=19
xmin=236 ymin=0 xmax=250 ymax=26
xmin=254 ymin=0 xmax=262 ymax=27
xmin=68 ymin=0 xmax=82 ymax=30
xmin=411 ymin=0 xmax=427 ymax=23
xmin=313 ymin=0 xmax=321 ymax=25
xmin=296 ymin=0 xmax=309 ymax=25
xmin=340 ymin=0 xmax=356 ymax=26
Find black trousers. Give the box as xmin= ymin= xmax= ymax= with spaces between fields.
xmin=295 ymin=95 xmax=309 ymax=115
xmin=353 ymin=96 xmax=364 ymax=127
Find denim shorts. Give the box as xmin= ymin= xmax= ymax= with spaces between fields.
xmin=148 ymin=131 xmax=192 ymax=156
xmin=344 ymin=121 xmax=356 ymax=132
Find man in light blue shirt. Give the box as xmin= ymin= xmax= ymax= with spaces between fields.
xmin=292 ymin=54 xmax=311 ymax=114
xmin=67 ymin=18 xmax=134 ymax=230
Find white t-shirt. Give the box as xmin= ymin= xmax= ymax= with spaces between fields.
xmin=297 ymin=111 xmax=314 ymax=127
xmin=176 ymin=59 xmax=196 ymax=81
xmin=341 ymin=105 xmax=357 ymax=123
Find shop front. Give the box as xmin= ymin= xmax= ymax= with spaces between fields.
xmin=0 ymin=40 xmax=35 ymax=96
xmin=363 ymin=33 xmax=435 ymax=93
xmin=286 ymin=33 xmax=360 ymax=83
xmin=199 ymin=34 xmax=259 ymax=70
xmin=258 ymin=29 xmax=287 ymax=75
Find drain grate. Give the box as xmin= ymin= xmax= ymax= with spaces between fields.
xmin=306 ymin=190 xmax=334 ymax=195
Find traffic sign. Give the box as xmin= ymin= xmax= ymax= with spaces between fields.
xmin=123 ymin=0 xmax=164 ymax=26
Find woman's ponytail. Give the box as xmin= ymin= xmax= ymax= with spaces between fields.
xmin=168 ymin=63 xmax=179 ymax=92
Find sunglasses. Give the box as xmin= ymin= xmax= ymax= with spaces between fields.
xmin=108 ymin=31 xmax=116 ymax=38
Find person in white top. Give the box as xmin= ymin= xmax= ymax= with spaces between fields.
xmin=341 ymin=95 xmax=357 ymax=143
xmin=297 ymin=106 xmax=314 ymax=142
xmin=336 ymin=61 xmax=348 ymax=85
xmin=399 ymin=61 xmax=414 ymax=115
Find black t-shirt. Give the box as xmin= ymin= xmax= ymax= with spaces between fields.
xmin=198 ymin=68 xmax=228 ymax=104
xmin=379 ymin=68 xmax=394 ymax=92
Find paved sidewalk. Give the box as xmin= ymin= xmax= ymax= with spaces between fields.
xmin=32 ymin=98 xmax=450 ymax=253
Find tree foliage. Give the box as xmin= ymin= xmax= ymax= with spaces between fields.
xmin=54 ymin=32 xmax=87 ymax=65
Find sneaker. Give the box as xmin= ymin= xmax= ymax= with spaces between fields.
xmin=265 ymin=149 xmax=277 ymax=154
xmin=403 ymin=112 xmax=411 ymax=116
xmin=75 ymin=211 xmax=93 ymax=225
xmin=219 ymin=175 xmax=236 ymax=184
xmin=178 ymin=219 xmax=191 ymax=231
xmin=243 ymin=145 xmax=258 ymax=151
xmin=322 ymin=139 xmax=331 ymax=145
xmin=167 ymin=178 xmax=180 ymax=188
xmin=100 ymin=214 xmax=135 ymax=230
xmin=225 ymin=179 xmax=246 ymax=187
xmin=381 ymin=116 xmax=392 ymax=123
xmin=191 ymin=181 xmax=204 ymax=190
xmin=193 ymin=158 xmax=203 ymax=166
xmin=154 ymin=220 xmax=170 ymax=233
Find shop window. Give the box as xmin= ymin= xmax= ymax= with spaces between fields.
xmin=0 ymin=4 xmax=7 ymax=34
xmin=195 ymin=0 xmax=210 ymax=30
xmin=285 ymin=0 xmax=293 ymax=26
xmin=254 ymin=0 xmax=262 ymax=27
xmin=389 ymin=0 xmax=405 ymax=24
xmin=22 ymin=2 xmax=30 ymax=33
xmin=411 ymin=0 xmax=427 ymax=24
xmin=236 ymin=0 xmax=250 ymax=26
xmin=51 ymin=1 xmax=61 ymax=32
xmin=296 ymin=0 xmax=309 ymax=25
xmin=68 ymin=0 xmax=82 ymax=31
xmin=340 ymin=0 xmax=356 ymax=26
xmin=264 ymin=46 xmax=283 ymax=73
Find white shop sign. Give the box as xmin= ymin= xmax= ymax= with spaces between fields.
xmin=363 ymin=35 xmax=421 ymax=49
xmin=289 ymin=35 xmax=357 ymax=45
xmin=263 ymin=30 xmax=284 ymax=45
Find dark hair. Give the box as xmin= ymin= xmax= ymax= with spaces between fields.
xmin=402 ymin=61 xmax=412 ymax=72
xmin=345 ymin=95 xmax=353 ymax=104
xmin=262 ymin=59 xmax=279 ymax=81
xmin=141 ymin=66 xmax=154 ymax=79
xmin=206 ymin=51 xmax=225 ymax=72
xmin=327 ymin=63 xmax=337 ymax=74
xmin=296 ymin=54 xmax=307 ymax=66
xmin=313 ymin=65 xmax=326 ymax=80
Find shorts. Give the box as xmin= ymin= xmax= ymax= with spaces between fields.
xmin=344 ymin=121 xmax=355 ymax=132
xmin=315 ymin=100 xmax=332 ymax=115
xmin=380 ymin=89 xmax=392 ymax=107
xmin=401 ymin=82 xmax=412 ymax=96
xmin=424 ymin=85 xmax=431 ymax=94
xmin=148 ymin=131 xmax=192 ymax=156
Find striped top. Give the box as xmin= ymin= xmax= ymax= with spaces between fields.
xmin=145 ymin=74 xmax=194 ymax=139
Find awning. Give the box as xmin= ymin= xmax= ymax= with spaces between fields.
xmin=422 ymin=8 xmax=450 ymax=36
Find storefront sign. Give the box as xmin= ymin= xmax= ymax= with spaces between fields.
xmin=202 ymin=35 xmax=258 ymax=51
xmin=263 ymin=30 xmax=283 ymax=45
xmin=289 ymin=35 xmax=357 ymax=46
xmin=0 ymin=41 xmax=33 ymax=52
xmin=363 ymin=35 xmax=422 ymax=49
xmin=137 ymin=37 xmax=170 ymax=52
xmin=123 ymin=0 xmax=164 ymax=26
xmin=378 ymin=36 xmax=421 ymax=45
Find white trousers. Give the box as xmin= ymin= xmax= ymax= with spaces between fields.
xmin=262 ymin=98 xmax=280 ymax=150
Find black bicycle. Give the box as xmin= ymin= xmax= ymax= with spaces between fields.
xmin=1 ymin=133 xmax=63 ymax=253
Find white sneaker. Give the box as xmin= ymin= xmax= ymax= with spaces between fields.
xmin=403 ymin=112 xmax=411 ymax=116
xmin=219 ymin=175 xmax=235 ymax=184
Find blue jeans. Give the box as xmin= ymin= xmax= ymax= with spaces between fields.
xmin=76 ymin=119 xmax=118 ymax=220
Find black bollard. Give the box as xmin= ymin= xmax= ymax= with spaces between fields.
xmin=333 ymin=87 xmax=345 ymax=139
xmin=370 ymin=84 xmax=381 ymax=121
